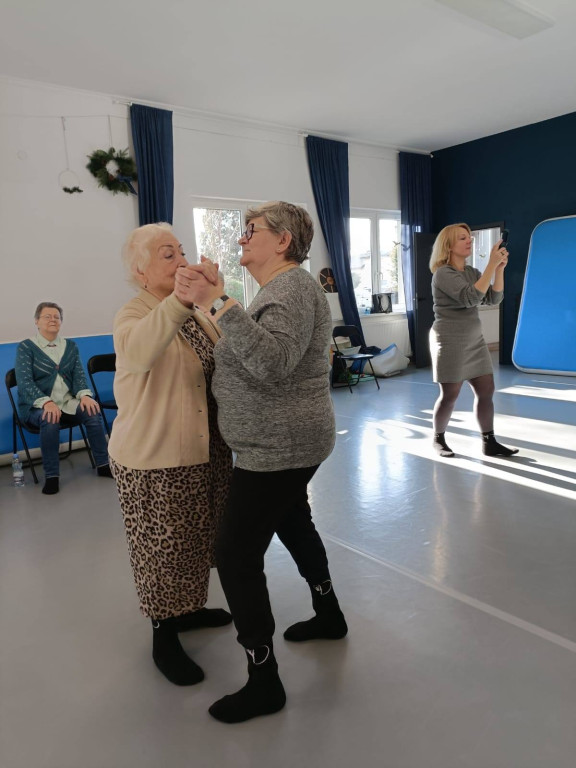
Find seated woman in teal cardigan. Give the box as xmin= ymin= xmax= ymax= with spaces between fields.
xmin=15 ymin=302 xmax=112 ymax=495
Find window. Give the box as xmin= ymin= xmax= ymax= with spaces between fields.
xmin=349 ymin=210 xmax=404 ymax=314
xmin=471 ymin=224 xmax=503 ymax=273
xmin=192 ymin=202 xmax=256 ymax=307
xmin=192 ymin=198 xmax=309 ymax=307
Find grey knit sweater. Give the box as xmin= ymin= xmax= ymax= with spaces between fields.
xmin=212 ymin=267 xmax=335 ymax=472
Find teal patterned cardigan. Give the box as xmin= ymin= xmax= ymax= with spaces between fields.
xmin=15 ymin=339 xmax=91 ymax=423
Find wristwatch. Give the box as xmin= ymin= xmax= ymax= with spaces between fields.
xmin=209 ymin=294 xmax=230 ymax=315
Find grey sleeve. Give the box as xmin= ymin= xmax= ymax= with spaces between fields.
xmin=217 ymin=283 xmax=316 ymax=382
xmin=434 ymin=268 xmax=485 ymax=308
xmin=483 ymin=287 xmax=504 ymax=305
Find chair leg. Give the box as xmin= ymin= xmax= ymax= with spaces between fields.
xmin=347 ymin=368 xmax=354 ymax=393
xmin=100 ymin=409 xmax=111 ymax=437
xmin=79 ymin=424 xmax=96 ymax=468
xmin=367 ymin=361 xmax=381 ymax=390
xmin=13 ymin=416 xmax=38 ymax=484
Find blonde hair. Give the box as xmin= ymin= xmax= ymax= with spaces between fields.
xmin=121 ymin=223 xmax=172 ymax=288
xmin=245 ymin=201 xmax=313 ymax=264
xmin=429 ymin=223 xmax=471 ymax=273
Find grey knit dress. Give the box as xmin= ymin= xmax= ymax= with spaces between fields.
xmin=430 ymin=265 xmax=503 ymax=383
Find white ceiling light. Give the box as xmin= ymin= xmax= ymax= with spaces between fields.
xmin=434 ymin=0 xmax=555 ymax=39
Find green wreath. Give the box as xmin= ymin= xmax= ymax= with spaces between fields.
xmin=86 ymin=147 xmax=137 ymax=195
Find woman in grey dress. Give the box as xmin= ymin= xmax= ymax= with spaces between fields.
xmin=429 ymin=223 xmax=518 ymax=458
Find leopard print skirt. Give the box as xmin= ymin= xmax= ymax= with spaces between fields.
xmin=110 ymin=316 xmax=232 ymax=620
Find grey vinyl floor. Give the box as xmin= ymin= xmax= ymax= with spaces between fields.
xmin=1 ymin=355 xmax=575 ymax=768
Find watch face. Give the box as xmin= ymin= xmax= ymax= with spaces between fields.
xmin=210 ymin=295 xmax=229 ymax=315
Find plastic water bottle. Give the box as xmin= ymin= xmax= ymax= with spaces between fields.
xmin=12 ymin=453 xmax=25 ymax=487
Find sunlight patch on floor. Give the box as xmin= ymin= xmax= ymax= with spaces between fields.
xmin=367 ymin=415 xmax=576 ymax=502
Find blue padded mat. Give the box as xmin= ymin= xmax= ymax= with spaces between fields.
xmin=513 ymin=216 xmax=576 ymax=375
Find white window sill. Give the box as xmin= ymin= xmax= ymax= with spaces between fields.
xmin=359 ymin=311 xmax=407 ymax=320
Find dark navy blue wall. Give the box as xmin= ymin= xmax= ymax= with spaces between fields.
xmin=432 ymin=111 xmax=576 ymax=363
xmin=1 ymin=335 xmax=115 ymax=457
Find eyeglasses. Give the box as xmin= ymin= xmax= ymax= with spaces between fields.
xmin=39 ymin=315 xmax=61 ymax=321
xmin=241 ymin=223 xmax=273 ymax=242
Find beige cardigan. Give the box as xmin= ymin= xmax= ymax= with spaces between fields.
xmin=108 ymin=290 xmax=221 ymax=470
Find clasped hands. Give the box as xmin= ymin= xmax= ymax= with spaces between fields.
xmin=42 ymin=395 xmax=100 ymax=423
xmin=174 ymin=256 xmax=224 ymax=310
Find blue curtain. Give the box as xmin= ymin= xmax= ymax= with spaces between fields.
xmin=130 ymin=104 xmax=174 ymax=225
xmin=306 ymin=135 xmax=365 ymax=342
xmin=399 ymin=152 xmax=432 ymax=352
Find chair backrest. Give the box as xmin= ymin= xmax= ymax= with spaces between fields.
xmin=5 ymin=367 xmax=41 ymax=435
xmin=87 ymin=353 xmax=116 ymax=375
xmin=5 ymin=367 xmax=16 ymax=391
xmin=5 ymin=368 xmax=18 ymax=415
xmin=332 ymin=325 xmax=363 ymax=349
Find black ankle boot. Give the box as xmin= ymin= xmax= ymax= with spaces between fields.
xmin=283 ymin=579 xmax=348 ymax=642
xmin=151 ymin=618 xmax=204 ymax=685
xmin=433 ymin=432 xmax=454 ymax=458
xmin=482 ymin=431 xmax=519 ymax=457
xmin=208 ymin=644 xmax=286 ymax=723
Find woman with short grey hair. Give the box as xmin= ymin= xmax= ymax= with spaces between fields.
xmin=180 ymin=200 xmax=348 ymax=724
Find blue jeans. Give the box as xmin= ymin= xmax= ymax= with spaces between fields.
xmin=25 ymin=405 xmax=109 ymax=478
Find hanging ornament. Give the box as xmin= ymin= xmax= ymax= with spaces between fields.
xmin=59 ymin=117 xmax=83 ymax=194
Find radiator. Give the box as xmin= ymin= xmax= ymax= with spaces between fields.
xmin=359 ymin=315 xmax=412 ymax=357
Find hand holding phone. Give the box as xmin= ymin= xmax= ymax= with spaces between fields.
xmin=500 ymin=229 xmax=509 ymax=249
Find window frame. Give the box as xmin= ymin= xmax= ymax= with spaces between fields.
xmin=349 ymin=208 xmax=404 ymax=314
xmin=191 ymin=196 xmax=265 ymax=306
xmin=191 ymin=197 xmax=310 ymax=307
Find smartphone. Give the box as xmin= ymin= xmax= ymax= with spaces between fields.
xmin=500 ymin=229 xmax=509 ymax=248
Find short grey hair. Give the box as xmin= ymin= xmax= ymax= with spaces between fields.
xmin=35 ymin=302 xmax=63 ymax=321
xmin=245 ymin=201 xmax=313 ymax=264
xmin=121 ymin=222 xmax=173 ymax=288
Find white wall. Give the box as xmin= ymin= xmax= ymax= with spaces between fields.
xmin=0 ymin=76 xmax=400 ymax=343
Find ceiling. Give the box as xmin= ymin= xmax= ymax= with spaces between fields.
xmin=1 ymin=0 xmax=576 ymax=151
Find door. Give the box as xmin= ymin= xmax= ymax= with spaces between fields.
xmin=412 ymin=232 xmax=437 ymax=368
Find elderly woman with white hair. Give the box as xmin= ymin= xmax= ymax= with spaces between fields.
xmin=108 ymin=223 xmax=233 ymax=686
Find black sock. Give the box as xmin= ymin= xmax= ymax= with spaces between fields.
xmin=482 ymin=431 xmax=519 ymax=457
xmin=284 ymin=580 xmax=348 ymax=642
xmin=151 ymin=618 xmax=204 ymax=685
xmin=208 ymin=645 xmax=286 ymax=723
xmin=172 ymin=607 xmax=232 ymax=632
xmin=433 ymin=432 xmax=454 ymax=458
xmin=42 ymin=477 xmax=59 ymax=495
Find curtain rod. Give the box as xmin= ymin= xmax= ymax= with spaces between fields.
xmin=112 ymin=100 xmax=431 ymax=155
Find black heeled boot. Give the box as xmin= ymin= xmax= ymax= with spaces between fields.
xmin=433 ymin=432 xmax=454 ymax=458
xmin=208 ymin=644 xmax=286 ymax=723
xmin=482 ymin=431 xmax=519 ymax=457
xmin=283 ymin=579 xmax=348 ymax=642
xmin=151 ymin=618 xmax=204 ymax=685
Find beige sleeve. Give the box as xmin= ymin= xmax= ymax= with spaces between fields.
xmin=113 ymin=294 xmax=195 ymax=373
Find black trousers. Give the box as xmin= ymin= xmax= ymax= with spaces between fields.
xmin=216 ymin=464 xmax=330 ymax=650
